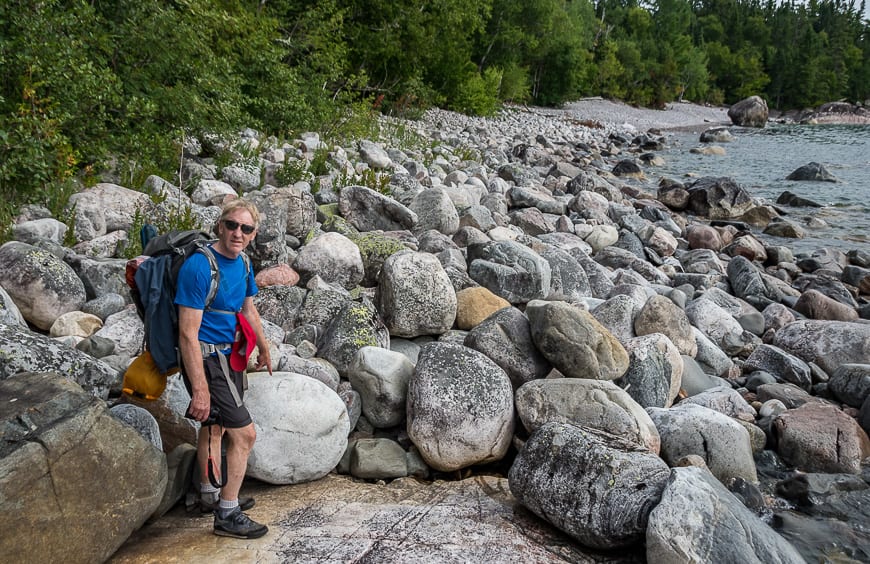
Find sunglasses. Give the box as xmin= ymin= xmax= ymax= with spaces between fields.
xmin=222 ymin=219 xmax=256 ymax=235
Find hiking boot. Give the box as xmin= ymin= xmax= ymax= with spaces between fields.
xmin=199 ymin=495 xmax=255 ymax=514
xmin=213 ymin=507 xmax=268 ymax=539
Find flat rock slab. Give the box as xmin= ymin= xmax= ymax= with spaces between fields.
xmin=112 ymin=474 xmax=640 ymax=563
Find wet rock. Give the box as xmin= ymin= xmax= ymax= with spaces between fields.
xmin=776 ymin=190 xmax=824 ymax=207
xmin=785 ymin=162 xmax=838 ymax=183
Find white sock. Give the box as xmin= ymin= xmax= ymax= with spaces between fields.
xmin=218 ymin=497 xmax=239 ymax=517
xmin=200 ymin=483 xmax=220 ymax=502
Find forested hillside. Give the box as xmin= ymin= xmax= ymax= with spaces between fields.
xmin=1 ymin=0 xmax=868 ymax=232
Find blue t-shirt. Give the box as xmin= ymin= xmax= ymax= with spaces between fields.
xmin=174 ymin=246 xmax=257 ymax=345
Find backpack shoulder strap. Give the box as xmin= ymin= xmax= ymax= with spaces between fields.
xmin=193 ymin=243 xmax=221 ymax=309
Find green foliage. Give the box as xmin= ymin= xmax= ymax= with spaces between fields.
xmin=1 ymin=0 xmax=868 ymax=230
xmin=450 ymin=67 xmax=503 ymax=116
xmin=123 ymin=198 xmax=204 ymax=259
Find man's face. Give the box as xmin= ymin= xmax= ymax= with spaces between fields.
xmin=218 ymin=209 xmax=257 ymax=257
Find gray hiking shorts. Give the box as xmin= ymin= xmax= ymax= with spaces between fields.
xmin=182 ymin=354 xmax=252 ymax=429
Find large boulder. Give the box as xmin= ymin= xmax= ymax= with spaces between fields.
xmin=409 ymin=186 xmax=460 ymax=236
xmin=407 ymin=342 xmax=514 ymax=472
xmin=293 ymin=231 xmax=364 ymax=290
xmin=463 ymin=306 xmax=551 ymax=389
xmin=509 ymin=423 xmax=670 ymax=550
xmin=246 ymin=372 xmax=350 ymax=484
xmin=527 ymin=300 xmax=629 ymax=381
xmin=727 ymin=95 xmax=769 ymax=128
xmin=647 ymin=467 xmax=805 ymax=564
xmin=339 ymin=185 xmax=418 ymax=232
xmin=772 ymin=320 xmax=870 ymax=375
xmin=318 ymin=298 xmax=390 ymax=376
xmin=515 ymin=379 xmax=660 ymax=453
xmin=0 ymin=322 xmax=120 ymax=399
xmin=0 ymin=242 xmax=87 ymax=330
xmin=0 ymin=373 xmax=166 ymax=563
xmin=347 ymin=346 xmax=414 ymax=428
xmin=66 ymin=183 xmax=152 ymax=241
xmin=685 ymin=177 xmax=754 ymax=220
xmin=377 ymin=251 xmax=457 ymax=338
xmin=774 ymin=402 xmax=870 ymax=474
xmin=468 ymin=241 xmax=552 ymax=304
xmin=647 ymin=403 xmax=757 ymax=484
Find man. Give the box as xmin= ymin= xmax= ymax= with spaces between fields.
xmin=175 ymin=198 xmax=272 ymax=539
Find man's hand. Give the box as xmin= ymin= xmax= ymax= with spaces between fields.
xmin=188 ymin=388 xmax=211 ymax=422
xmin=256 ymin=344 xmax=273 ymax=375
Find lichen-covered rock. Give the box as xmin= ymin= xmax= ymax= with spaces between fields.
xmin=0 ymin=322 xmax=119 ymax=400
xmin=407 ymin=342 xmax=514 ymax=472
xmin=0 ymin=241 xmax=87 ymax=330
xmin=377 ymin=251 xmax=456 ymax=338
xmin=509 ymin=422 xmax=669 ymax=549
xmin=318 ymin=298 xmax=389 ymax=376
xmin=468 ymin=240 xmax=552 ymax=304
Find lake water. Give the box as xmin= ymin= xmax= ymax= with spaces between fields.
xmin=653 ymin=123 xmax=870 ymax=256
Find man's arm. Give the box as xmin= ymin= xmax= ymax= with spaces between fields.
xmin=241 ymin=296 xmax=272 ymax=375
xmin=178 ymin=305 xmax=211 ymax=421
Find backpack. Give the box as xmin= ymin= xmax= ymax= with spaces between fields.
xmin=122 ymin=228 xmax=250 ymax=399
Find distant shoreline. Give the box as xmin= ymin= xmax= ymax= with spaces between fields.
xmin=559 ymin=98 xmax=732 ymax=133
